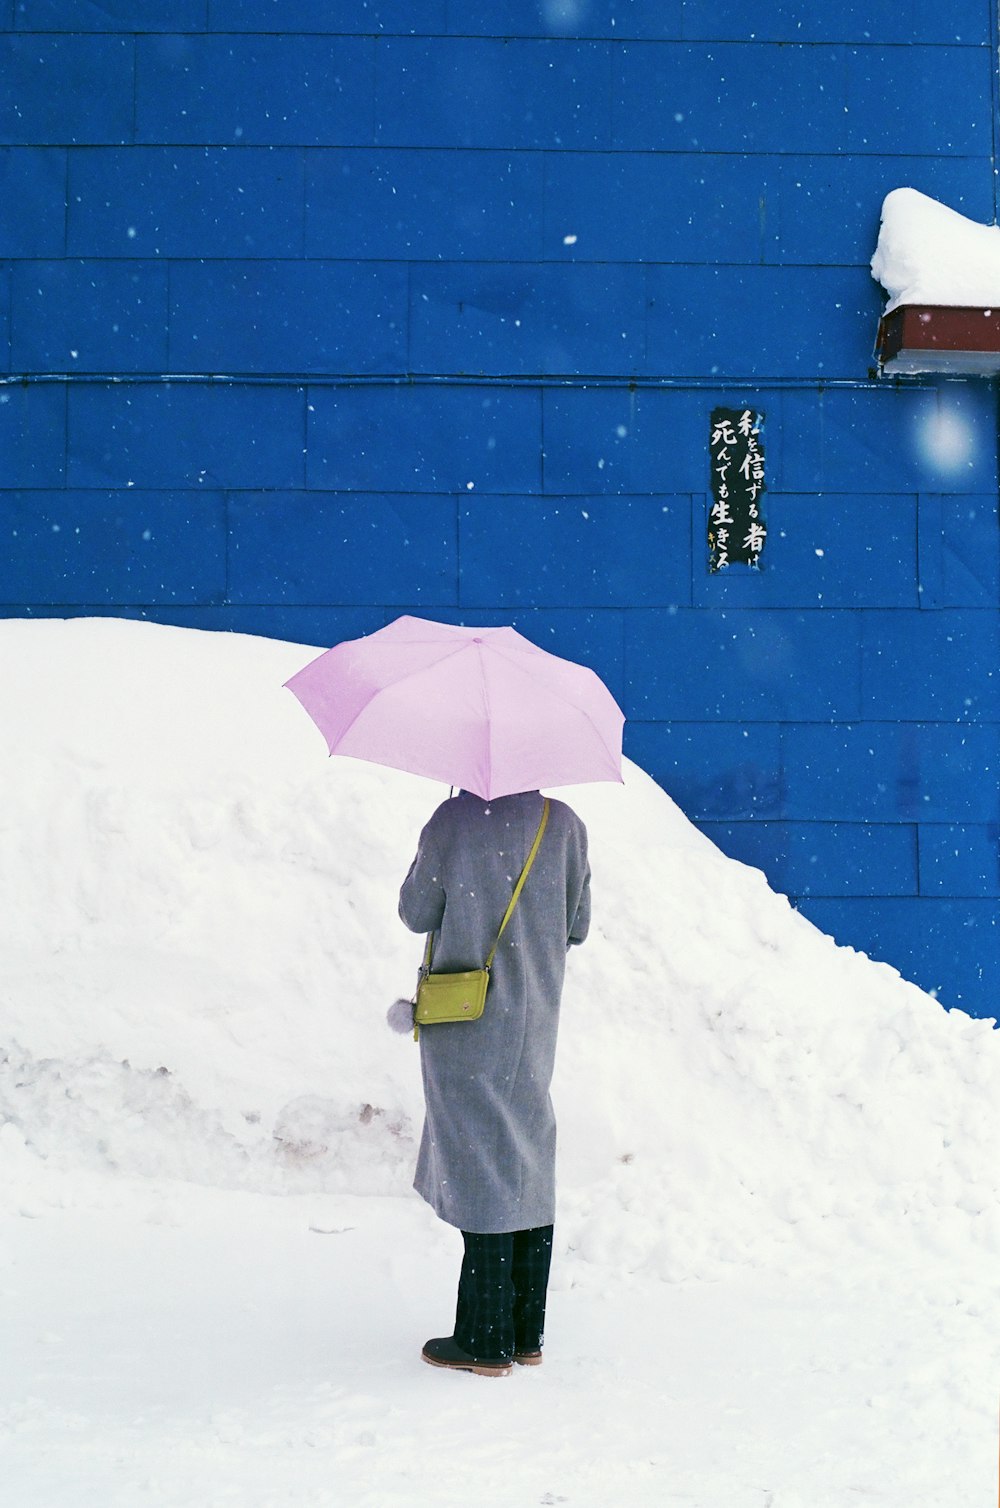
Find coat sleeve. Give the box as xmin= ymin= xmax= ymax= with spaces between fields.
xmin=398 ymin=821 xmax=447 ymax=936
xmin=566 ymin=817 xmax=591 ymax=946
xmin=568 ymin=862 xmax=591 ymax=946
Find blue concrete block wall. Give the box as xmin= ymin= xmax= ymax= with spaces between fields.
xmin=0 ymin=489 xmax=227 ymax=603
xmin=698 ymin=822 xmax=919 ymax=899
xmin=67 ymin=148 xmax=305 ymax=256
xmin=1 ymin=1 xmax=998 ymax=1016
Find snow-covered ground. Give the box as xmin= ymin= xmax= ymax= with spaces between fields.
xmin=1 ymin=618 xmax=997 ymax=1507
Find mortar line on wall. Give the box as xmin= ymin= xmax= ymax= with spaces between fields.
xmin=641 ymin=262 xmax=650 ymax=372
xmin=165 ymin=261 xmax=172 ymax=372
xmin=371 ymin=34 xmax=379 ymax=145
xmin=913 ymin=822 xmax=924 ymax=898
xmin=914 ymin=489 xmax=925 ymax=612
xmin=180 ymin=142 xmax=996 ymax=162
xmin=454 ymin=490 xmax=462 ymax=609
xmin=620 ymin=602 xmax=629 ymax=727
xmin=61 ymin=148 xmax=69 ymax=257
xmin=130 ymin=33 xmax=138 ymax=145
xmin=619 ymin=608 xmax=626 ymax=718
xmin=696 ymin=816 xmax=928 ymax=828
xmin=299 ymin=148 xmax=307 ymax=259
xmin=607 ymin=37 xmax=617 ymax=150
xmin=301 ymin=383 xmax=309 ymax=490
xmin=62 ymin=380 xmax=69 ymax=487
xmin=222 ymin=489 xmax=231 ymax=608
xmin=185 ymin=32 xmax=1000 ymax=50
xmin=539 ymin=380 xmax=547 ymax=493
xmin=539 ymin=146 xmax=548 ymax=259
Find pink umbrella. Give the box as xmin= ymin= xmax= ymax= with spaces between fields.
xmin=284 ymin=615 xmax=624 ymax=800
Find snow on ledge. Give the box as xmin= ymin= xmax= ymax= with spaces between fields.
xmin=871 ymin=187 xmax=1000 ymax=313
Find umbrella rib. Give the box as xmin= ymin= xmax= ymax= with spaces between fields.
xmin=476 ymin=640 xmax=493 ymax=795
xmin=480 ymin=642 xmax=624 ymax=770
xmin=314 ymin=638 xmax=475 ymax=752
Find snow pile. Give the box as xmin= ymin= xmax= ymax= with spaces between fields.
xmin=872 ymin=186 xmax=1000 ymax=311
xmin=1 ymin=618 xmax=997 ymax=1282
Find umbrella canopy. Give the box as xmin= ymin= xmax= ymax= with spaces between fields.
xmin=284 ymin=615 xmax=625 ymax=800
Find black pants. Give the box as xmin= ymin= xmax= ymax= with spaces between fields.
xmin=453 ymin=1224 xmax=554 ymax=1361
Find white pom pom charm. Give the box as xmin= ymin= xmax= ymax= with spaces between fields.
xmin=387 ymin=997 xmax=416 ymax=1035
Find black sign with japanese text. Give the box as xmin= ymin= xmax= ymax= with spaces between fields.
xmin=708 ymin=408 xmax=766 ymax=571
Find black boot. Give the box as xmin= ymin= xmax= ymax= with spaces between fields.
xmin=421 ymin=1335 xmax=512 ymax=1378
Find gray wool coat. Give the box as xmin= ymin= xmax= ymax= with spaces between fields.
xmin=398 ymin=790 xmax=590 ymax=1234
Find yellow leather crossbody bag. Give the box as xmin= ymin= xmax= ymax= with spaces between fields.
xmin=413 ymin=800 xmax=550 ymax=1037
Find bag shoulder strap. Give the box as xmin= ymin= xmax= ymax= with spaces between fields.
xmin=423 ymin=798 xmax=550 ymax=974
xmin=485 ymin=797 xmax=550 ymax=970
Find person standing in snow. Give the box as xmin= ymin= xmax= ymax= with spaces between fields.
xmin=398 ymin=788 xmax=591 ymax=1378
